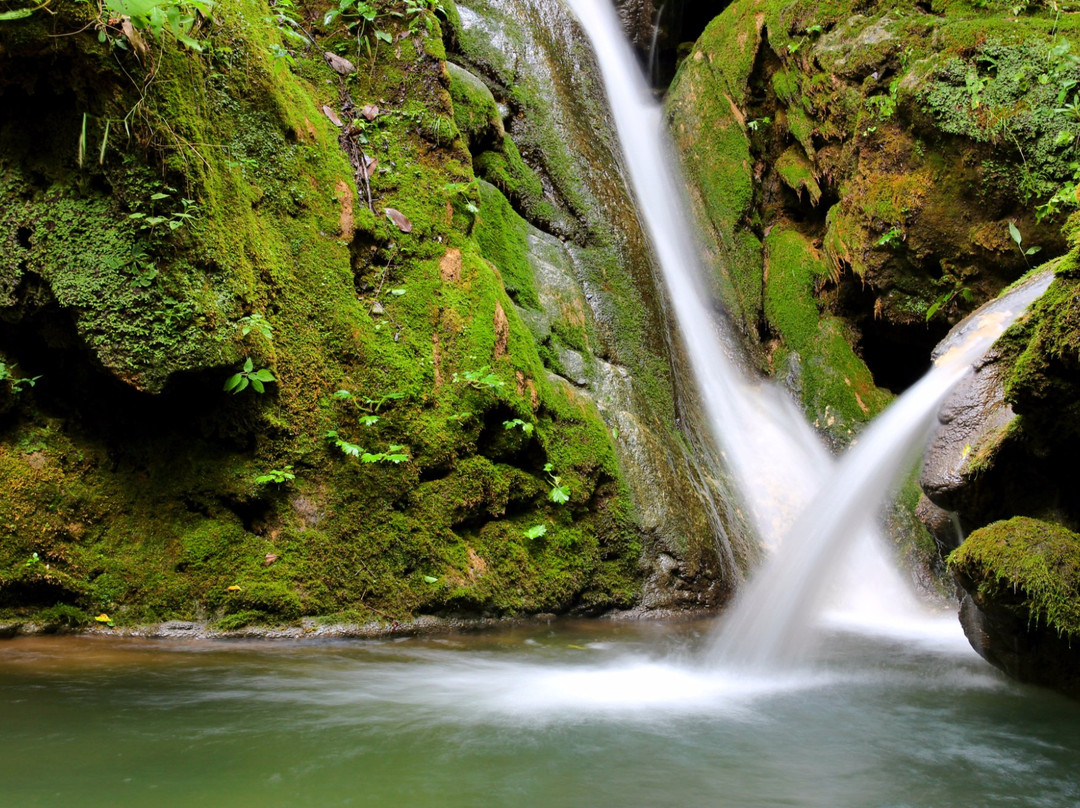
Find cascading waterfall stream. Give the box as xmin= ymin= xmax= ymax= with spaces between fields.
xmin=563 ymin=0 xmax=1053 ymax=668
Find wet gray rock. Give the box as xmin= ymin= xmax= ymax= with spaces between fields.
xmin=921 ymin=350 xmax=1015 ymax=513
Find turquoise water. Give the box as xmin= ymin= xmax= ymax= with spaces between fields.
xmin=2 ymin=619 xmax=1079 ymax=807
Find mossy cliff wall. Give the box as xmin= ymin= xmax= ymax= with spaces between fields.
xmin=665 ymin=0 xmax=1080 ymax=692
xmin=0 ymin=0 xmax=737 ymax=632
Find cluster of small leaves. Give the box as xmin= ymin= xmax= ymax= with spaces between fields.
xmin=224 ymin=357 xmax=275 ymax=394
xmin=0 ymin=361 xmax=41 ymax=394
xmin=454 ymin=366 xmax=504 ymax=391
xmin=255 ymin=465 xmax=295 ymax=485
xmin=503 ymin=418 xmax=534 ymax=436
xmin=324 ymin=431 xmax=408 ymax=463
xmin=129 ymin=191 xmax=200 ymax=235
xmin=92 ymin=0 xmax=216 ymax=52
xmin=926 ymin=273 xmax=976 ymax=323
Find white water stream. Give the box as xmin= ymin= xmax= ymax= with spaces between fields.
xmin=563 ymin=0 xmax=1052 ymax=667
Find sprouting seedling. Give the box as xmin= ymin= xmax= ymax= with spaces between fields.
xmin=224 ymin=358 xmax=275 ymax=394
xmin=1008 ymin=220 xmax=1042 ymax=268
xmin=544 ymin=462 xmax=570 ymax=504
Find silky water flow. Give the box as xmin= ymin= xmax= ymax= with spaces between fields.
xmin=562 ymin=0 xmax=1053 ymax=669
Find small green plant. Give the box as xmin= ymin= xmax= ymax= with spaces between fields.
xmin=0 ymin=361 xmax=41 ymax=394
xmin=454 ymin=366 xmax=504 ymax=391
xmin=503 ymin=418 xmax=535 ymax=437
xmin=255 ymin=465 xmax=295 ymax=485
xmin=224 ymin=358 xmax=276 ymax=394
xmin=89 ymin=0 xmax=216 ymax=52
xmin=238 ymin=313 xmax=272 ymax=340
xmin=1008 ymin=220 xmax=1042 ymax=268
xmin=23 ymin=552 xmax=43 ymax=569
xmin=361 ymin=444 xmax=409 ymax=464
xmin=926 ymin=272 xmax=975 ymax=322
xmin=523 ymin=524 xmax=547 ymax=540
xmin=326 ymin=430 xmax=363 ymax=457
xmin=876 ymin=227 xmax=904 ymax=248
xmin=129 ymin=191 xmax=200 ymax=236
xmin=746 ymin=117 xmax=771 ymax=132
xmin=544 ymin=462 xmax=570 ymax=504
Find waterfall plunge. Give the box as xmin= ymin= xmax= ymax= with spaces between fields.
xmin=563 ymin=0 xmax=1051 ymax=668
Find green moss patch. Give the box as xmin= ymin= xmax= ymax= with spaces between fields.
xmin=950 ymin=516 xmax=1080 ymax=637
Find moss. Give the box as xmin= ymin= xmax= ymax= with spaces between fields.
xmin=472 ymin=180 xmax=540 ymax=308
xmin=447 ymin=61 xmax=503 ymax=149
xmin=775 ymin=145 xmax=822 ymax=205
xmin=950 ymin=516 xmax=1080 ymax=636
xmin=764 ymin=226 xmax=890 ymax=438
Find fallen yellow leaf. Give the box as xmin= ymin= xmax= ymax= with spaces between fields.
xmin=94 ymin=614 xmax=111 ymax=624
xmin=227 ymin=585 xmax=243 ymax=592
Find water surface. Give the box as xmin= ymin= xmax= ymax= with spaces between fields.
xmin=2 ymin=619 xmax=1079 ymax=807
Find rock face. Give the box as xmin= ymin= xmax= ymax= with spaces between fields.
xmin=0 ymin=0 xmax=749 ymax=630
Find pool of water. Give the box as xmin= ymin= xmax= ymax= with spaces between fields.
xmin=2 ymin=617 xmax=1079 ymax=807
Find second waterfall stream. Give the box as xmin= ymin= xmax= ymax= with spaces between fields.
xmin=562 ymin=0 xmax=1053 ymax=668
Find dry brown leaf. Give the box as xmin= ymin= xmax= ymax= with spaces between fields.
xmin=360 ymin=104 xmax=380 ymax=121
xmin=262 ymin=553 xmax=279 ymax=567
xmin=323 ymin=51 xmax=356 ymax=75
xmin=321 ymin=105 xmax=343 ymax=127
xmin=121 ymin=18 xmax=149 ymax=60
xmin=359 ymin=154 xmax=378 ymax=179
xmin=384 ymin=207 xmax=413 ymax=233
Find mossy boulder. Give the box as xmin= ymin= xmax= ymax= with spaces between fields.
xmin=951 ymin=516 xmax=1080 ymax=697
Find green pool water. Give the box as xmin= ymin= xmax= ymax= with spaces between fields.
xmin=1 ymin=618 xmax=1078 ymax=807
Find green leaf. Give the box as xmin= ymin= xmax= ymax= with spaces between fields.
xmin=150 ymin=192 xmax=171 ymax=200
xmin=333 ymin=389 xmax=352 ymax=399
xmin=224 ymin=373 xmax=243 ymax=392
xmin=374 ymin=29 xmax=392 ymax=43
xmin=254 ymin=369 xmax=276 ymax=382
xmin=0 ymin=8 xmax=36 ymax=20
xmin=250 ymin=377 xmax=265 ymax=394
xmin=423 ymin=575 xmax=438 ymax=583
xmin=390 ymin=288 xmax=406 ymax=296
xmin=523 ymin=524 xmax=547 ymax=540
xmin=1026 ymin=246 xmax=1042 ymax=256
xmin=548 ymin=484 xmax=570 ymax=505
xmin=1008 ymin=221 xmax=1023 ymax=247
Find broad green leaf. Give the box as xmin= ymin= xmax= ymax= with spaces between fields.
xmin=254 ymin=369 xmax=275 ymax=382
xmin=0 ymin=9 xmax=35 ymax=20
xmin=423 ymin=575 xmax=438 ymax=583
xmin=242 ymin=357 xmax=254 ymax=372
xmin=548 ymin=485 xmax=570 ymax=504
xmin=224 ymin=373 xmax=243 ymax=392
xmin=523 ymin=524 xmax=547 ymax=540
xmin=250 ymin=377 xmax=265 ymax=394
xmin=1008 ymin=221 xmax=1023 ymax=247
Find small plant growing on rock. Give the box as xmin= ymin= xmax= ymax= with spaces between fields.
xmin=523 ymin=524 xmax=547 ymax=540
xmin=0 ymin=362 xmax=41 ymax=394
xmin=503 ymin=418 xmax=534 ymax=436
xmin=544 ymin=463 xmax=570 ymax=504
xmin=255 ymin=466 xmax=295 ymax=485
xmin=238 ymin=313 xmax=273 ymax=340
xmin=224 ymin=357 xmax=275 ymax=394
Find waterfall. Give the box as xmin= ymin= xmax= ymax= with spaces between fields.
xmin=563 ymin=0 xmax=1052 ymax=667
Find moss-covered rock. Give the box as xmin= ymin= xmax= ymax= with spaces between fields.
xmin=950 ymin=516 xmax=1080 ymax=697
xmin=0 ymin=0 xmax=664 ymax=629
